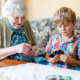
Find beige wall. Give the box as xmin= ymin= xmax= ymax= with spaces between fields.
xmin=25 ymin=0 xmax=80 ymax=19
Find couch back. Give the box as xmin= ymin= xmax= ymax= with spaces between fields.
xmin=29 ymin=17 xmax=80 ymax=57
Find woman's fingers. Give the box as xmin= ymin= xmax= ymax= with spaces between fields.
xmin=15 ymin=43 xmax=32 ymax=53
xmin=24 ymin=43 xmax=32 ymax=49
xmin=24 ymin=47 xmax=36 ymax=57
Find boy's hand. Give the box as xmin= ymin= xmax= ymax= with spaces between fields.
xmin=60 ymin=54 xmax=71 ymax=63
xmin=49 ymin=54 xmax=60 ymax=63
xmin=45 ymin=53 xmax=60 ymax=63
xmin=53 ymin=55 xmax=60 ymax=63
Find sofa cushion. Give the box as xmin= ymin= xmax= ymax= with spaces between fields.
xmin=74 ymin=17 xmax=80 ymax=37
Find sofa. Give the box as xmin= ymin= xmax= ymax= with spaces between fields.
xmin=29 ymin=17 xmax=80 ymax=56
xmin=29 ymin=17 xmax=80 ymax=69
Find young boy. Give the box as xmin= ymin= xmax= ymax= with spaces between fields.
xmin=45 ymin=7 xmax=80 ymax=70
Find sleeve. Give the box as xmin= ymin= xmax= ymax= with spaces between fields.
xmin=77 ymin=38 xmax=80 ymax=59
xmin=0 ymin=27 xmax=1 ymax=48
xmin=25 ymin=20 xmax=36 ymax=46
xmin=45 ymin=36 xmax=53 ymax=54
xmin=0 ymin=17 xmax=3 ymax=48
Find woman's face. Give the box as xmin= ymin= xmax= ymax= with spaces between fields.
xmin=7 ymin=11 xmax=26 ymax=29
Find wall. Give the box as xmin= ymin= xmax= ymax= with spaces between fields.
xmin=0 ymin=0 xmax=1 ymax=15
xmin=24 ymin=0 xmax=29 ymax=18
xmin=25 ymin=0 xmax=80 ymax=19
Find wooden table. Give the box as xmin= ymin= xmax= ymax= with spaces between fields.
xmin=0 ymin=59 xmax=27 ymax=68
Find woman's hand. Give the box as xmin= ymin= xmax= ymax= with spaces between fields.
xmin=24 ymin=47 xmax=36 ymax=57
xmin=13 ymin=43 xmax=32 ymax=54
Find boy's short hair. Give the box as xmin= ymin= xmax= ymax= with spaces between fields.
xmin=53 ymin=7 xmax=76 ymax=24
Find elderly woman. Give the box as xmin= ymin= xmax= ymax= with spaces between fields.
xmin=0 ymin=0 xmax=37 ymax=62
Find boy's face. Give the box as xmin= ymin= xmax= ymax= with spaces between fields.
xmin=56 ymin=19 xmax=76 ymax=37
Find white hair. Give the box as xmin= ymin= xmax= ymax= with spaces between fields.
xmin=2 ymin=0 xmax=27 ymax=17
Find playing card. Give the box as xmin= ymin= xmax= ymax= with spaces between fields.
xmin=58 ymin=50 xmax=64 ymax=55
xmin=49 ymin=50 xmax=64 ymax=58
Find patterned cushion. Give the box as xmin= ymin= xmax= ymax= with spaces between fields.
xmin=29 ymin=17 xmax=80 ymax=56
xmin=74 ymin=17 xmax=80 ymax=37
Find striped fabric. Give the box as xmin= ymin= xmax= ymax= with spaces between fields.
xmin=45 ymin=33 xmax=80 ymax=70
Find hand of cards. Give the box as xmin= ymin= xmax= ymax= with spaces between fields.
xmin=49 ymin=50 xmax=64 ymax=58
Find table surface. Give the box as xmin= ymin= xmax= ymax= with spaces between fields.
xmin=0 ymin=62 xmax=80 ymax=80
xmin=0 ymin=59 xmax=27 ymax=68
